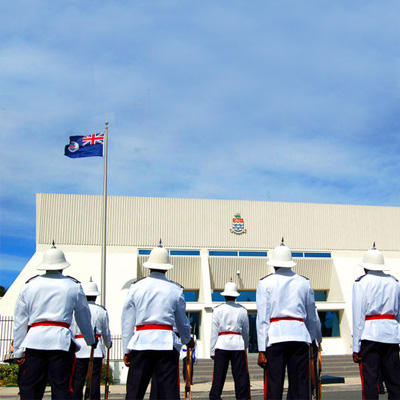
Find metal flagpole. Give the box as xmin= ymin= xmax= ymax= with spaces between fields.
xmin=101 ymin=122 xmax=109 ymax=307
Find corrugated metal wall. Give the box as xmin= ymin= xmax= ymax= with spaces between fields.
xmin=209 ymin=258 xmax=332 ymax=290
xmin=37 ymin=193 xmax=400 ymax=251
xmin=137 ymin=256 xmax=201 ymax=289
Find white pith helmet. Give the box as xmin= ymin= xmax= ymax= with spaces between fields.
xmin=82 ymin=277 xmax=100 ymax=296
xmin=143 ymin=240 xmax=174 ymax=271
xmin=358 ymin=243 xmax=387 ymax=271
xmin=267 ymin=238 xmax=297 ymax=268
xmin=37 ymin=242 xmax=70 ymax=270
xmin=220 ymin=278 xmax=240 ymax=298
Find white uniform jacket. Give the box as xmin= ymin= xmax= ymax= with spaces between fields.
xmin=71 ymin=301 xmax=112 ymax=358
xmin=352 ymin=271 xmax=400 ymax=353
xmin=256 ymin=268 xmax=317 ymax=352
xmin=210 ymin=301 xmax=249 ymax=357
xmin=121 ymin=271 xmax=191 ymax=354
xmin=13 ymin=272 xmax=95 ymax=358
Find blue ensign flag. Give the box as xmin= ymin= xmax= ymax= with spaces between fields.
xmin=64 ymin=132 xmax=104 ymax=158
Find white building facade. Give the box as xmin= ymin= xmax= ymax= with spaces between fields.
xmin=1 ymin=193 xmax=399 ymax=363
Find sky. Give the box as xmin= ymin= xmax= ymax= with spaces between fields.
xmin=1 ymin=1 xmax=399 ymax=289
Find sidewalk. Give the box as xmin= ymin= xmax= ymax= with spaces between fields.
xmin=0 ymin=378 xmax=362 ymax=397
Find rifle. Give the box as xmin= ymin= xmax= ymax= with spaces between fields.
xmin=84 ymin=328 xmax=97 ymax=400
xmin=309 ymin=344 xmax=316 ymax=400
xmin=105 ymin=347 xmax=110 ymax=400
xmin=317 ymin=343 xmax=322 ymax=400
xmin=245 ymin=350 xmax=251 ymax=400
xmin=184 ymin=347 xmax=192 ymax=400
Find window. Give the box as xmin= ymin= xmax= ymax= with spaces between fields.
xmin=319 ymin=311 xmax=340 ymax=337
xmin=304 ymin=252 xmax=331 ymax=258
xmin=186 ymin=312 xmax=201 ymax=339
xmin=209 ymin=250 xmax=238 ymax=257
xmin=239 ymin=251 xmax=268 ymax=257
xmin=212 ymin=291 xmax=225 ymax=302
xmin=183 ymin=291 xmax=199 ymax=302
xmin=170 ymin=250 xmax=200 ymax=256
xmin=314 ymin=291 xmax=327 ymax=301
xmin=138 ymin=249 xmax=151 ymax=255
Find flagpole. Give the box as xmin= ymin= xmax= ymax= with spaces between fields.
xmin=101 ymin=122 xmax=109 ymax=307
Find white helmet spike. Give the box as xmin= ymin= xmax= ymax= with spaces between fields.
xmin=82 ymin=278 xmax=100 ymax=296
xmin=37 ymin=243 xmax=70 ymax=271
xmin=221 ymin=280 xmax=240 ymax=298
xmin=267 ymin=238 xmax=296 ymax=268
xmin=143 ymin=239 xmax=174 ymax=270
xmin=359 ymin=242 xmax=387 ymax=271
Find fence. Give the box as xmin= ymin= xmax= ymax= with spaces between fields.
xmin=0 ymin=316 xmax=124 ymax=362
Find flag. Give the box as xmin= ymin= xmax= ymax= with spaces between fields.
xmin=64 ymin=132 xmax=104 ymax=158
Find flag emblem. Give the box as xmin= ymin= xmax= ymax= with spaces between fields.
xmin=230 ymin=213 xmax=247 ymax=234
xmin=64 ymin=133 xmax=104 ymax=158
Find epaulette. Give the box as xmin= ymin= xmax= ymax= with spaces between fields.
xmin=236 ymin=303 xmax=246 ymax=309
xmin=66 ymin=275 xmax=80 ymax=283
xmin=299 ymin=275 xmax=310 ymax=280
xmin=355 ymin=274 xmax=366 ymax=282
xmin=133 ymin=277 xmax=146 ymax=284
xmin=172 ymin=281 xmax=184 ymax=289
xmin=25 ymin=275 xmax=40 ymax=284
xmin=260 ymin=274 xmax=273 ymax=280
xmin=213 ymin=304 xmax=223 ymax=309
xmin=389 ymin=275 xmax=399 ymax=282
xmin=95 ymin=304 xmax=107 ymax=311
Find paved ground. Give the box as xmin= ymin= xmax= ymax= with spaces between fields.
xmin=0 ymin=377 xmax=389 ymax=400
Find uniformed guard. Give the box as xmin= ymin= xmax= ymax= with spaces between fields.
xmin=121 ymin=241 xmax=194 ymax=400
xmin=352 ymin=243 xmax=400 ymax=399
xmin=256 ymin=239 xmax=317 ymax=400
xmin=209 ymin=279 xmax=250 ymax=400
xmin=71 ymin=278 xmax=112 ymax=400
xmin=13 ymin=244 xmax=95 ymax=400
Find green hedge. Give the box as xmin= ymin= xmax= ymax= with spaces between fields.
xmin=0 ymin=362 xmax=113 ymax=387
xmin=0 ymin=364 xmax=19 ymax=386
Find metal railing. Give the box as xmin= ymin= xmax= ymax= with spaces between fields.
xmin=0 ymin=316 xmax=124 ymax=362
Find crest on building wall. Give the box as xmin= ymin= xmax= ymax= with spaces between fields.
xmin=230 ymin=213 xmax=247 ymax=234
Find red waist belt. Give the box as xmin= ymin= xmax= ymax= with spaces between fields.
xmin=270 ymin=317 xmax=304 ymax=323
xmin=31 ymin=321 xmax=70 ymax=329
xmin=366 ymin=314 xmax=396 ymax=321
xmin=218 ymin=331 xmax=241 ymax=336
xmin=136 ymin=324 xmax=173 ymax=331
xmin=75 ymin=334 xmax=101 ymax=339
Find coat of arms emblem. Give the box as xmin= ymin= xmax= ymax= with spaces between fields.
xmin=230 ymin=213 xmax=247 ymax=234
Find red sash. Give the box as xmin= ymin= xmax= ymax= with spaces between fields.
xmin=136 ymin=324 xmax=173 ymax=331
xmin=270 ymin=317 xmax=304 ymax=323
xmin=365 ymin=314 xmax=396 ymax=321
xmin=75 ymin=334 xmax=101 ymax=339
xmin=218 ymin=331 xmax=241 ymax=336
xmin=31 ymin=321 xmax=70 ymax=328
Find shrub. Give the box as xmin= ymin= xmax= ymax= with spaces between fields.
xmin=0 ymin=364 xmax=19 ymax=386
xmin=101 ymin=362 xmax=113 ymax=385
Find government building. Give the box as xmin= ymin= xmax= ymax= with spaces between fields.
xmin=1 ymin=193 xmax=399 ymax=379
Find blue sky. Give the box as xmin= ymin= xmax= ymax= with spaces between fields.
xmin=1 ymin=1 xmax=399 ymax=289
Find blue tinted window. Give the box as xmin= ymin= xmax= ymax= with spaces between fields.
xmin=212 ymin=291 xmax=225 ymax=301
xmin=170 ymin=250 xmax=200 ymax=256
xmin=184 ymin=291 xmax=199 ymax=302
xmin=138 ymin=249 xmax=151 ymax=255
xmin=186 ymin=312 xmax=201 ymax=339
xmin=314 ymin=291 xmax=327 ymax=301
xmin=212 ymin=291 xmax=256 ymax=302
xmin=319 ymin=311 xmax=340 ymax=337
xmin=239 ymin=291 xmax=256 ymax=301
xmin=291 ymin=252 xmax=303 ymax=257
xmin=209 ymin=251 xmax=238 ymax=257
xmin=239 ymin=251 xmax=268 ymax=257
xmin=304 ymin=252 xmax=331 ymax=258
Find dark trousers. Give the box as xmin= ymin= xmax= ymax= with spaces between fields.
xmin=71 ymin=358 xmax=103 ymax=400
xmin=209 ymin=349 xmax=251 ymax=400
xmin=263 ymin=341 xmax=309 ymax=400
xmin=359 ymin=340 xmax=400 ymax=400
xmin=126 ymin=349 xmax=180 ymax=400
xmin=18 ymin=346 xmax=76 ymax=400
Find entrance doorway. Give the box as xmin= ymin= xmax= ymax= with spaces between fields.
xmin=248 ymin=313 xmax=258 ymax=353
